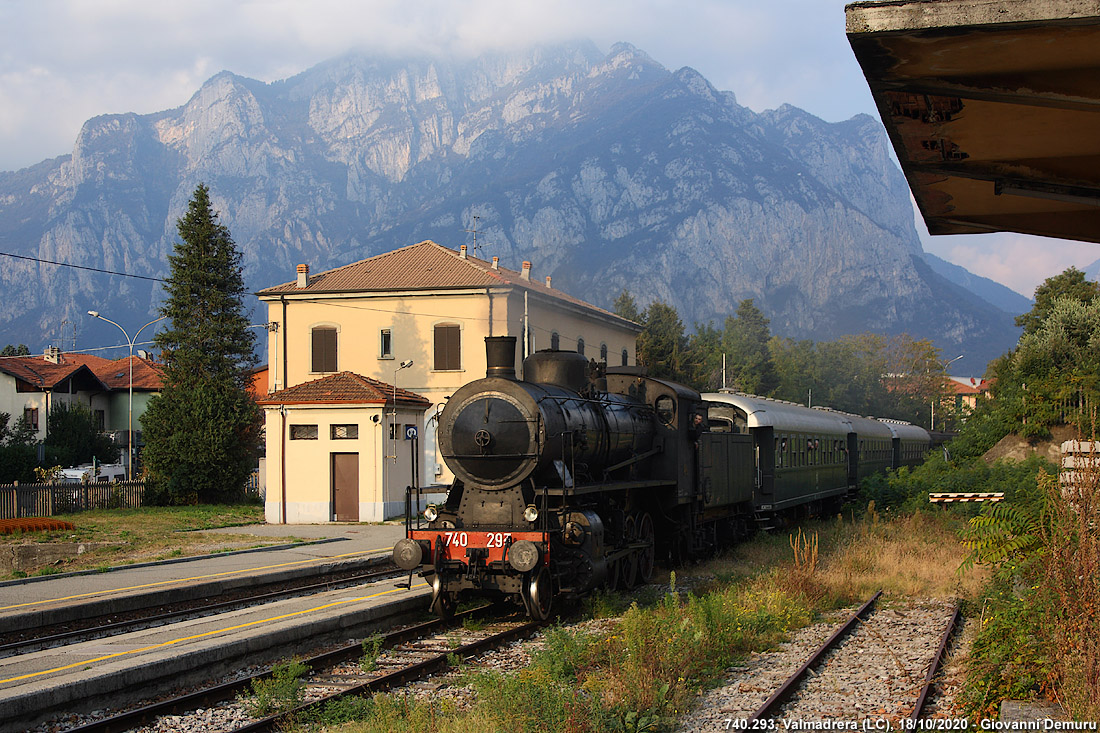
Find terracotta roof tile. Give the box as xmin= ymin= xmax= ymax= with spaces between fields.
xmin=258 ymin=371 xmax=431 ymax=407
xmin=257 ymin=240 xmax=639 ymax=330
xmin=0 ymin=356 xmax=106 ymax=390
xmin=0 ymin=352 xmax=165 ymax=392
xmin=95 ymin=356 xmax=165 ymax=391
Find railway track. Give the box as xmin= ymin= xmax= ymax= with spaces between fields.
xmin=61 ymin=605 xmax=538 ymax=733
xmin=679 ymin=592 xmax=963 ymax=729
xmin=0 ymin=561 xmax=402 ymax=656
xmin=747 ymin=592 xmax=962 ymax=724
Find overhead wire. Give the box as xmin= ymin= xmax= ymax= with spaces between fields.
xmin=0 ymin=251 xmax=166 ymax=282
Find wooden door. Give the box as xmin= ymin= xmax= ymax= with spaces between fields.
xmin=331 ymin=453 xmax=359 ymax=522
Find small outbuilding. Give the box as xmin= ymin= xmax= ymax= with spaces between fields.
xmin=258 ymin=371 xmax=432 ymax=523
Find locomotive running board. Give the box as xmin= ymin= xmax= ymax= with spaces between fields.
xmin=542 ymin=478 xmax=676 ymax=496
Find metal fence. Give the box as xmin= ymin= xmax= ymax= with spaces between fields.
xmin=0 ymin=481 xmax=145 ymax=519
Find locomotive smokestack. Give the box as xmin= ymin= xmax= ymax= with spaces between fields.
xmin=485 ymin=336 xmax=518 ymax=379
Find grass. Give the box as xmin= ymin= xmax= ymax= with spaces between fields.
xmin=0 ymin=504 xmax=280 ymax=576
xmin=289 ymin=508 xmax=986 ymax=733
xmin=246 ymin=658 xmax=310 ymax=717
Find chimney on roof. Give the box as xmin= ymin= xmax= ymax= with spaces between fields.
xmin=296 ymin=264 xmax=310 ymax=288
xmin=460 ymin=245 xmax=468 ymax=259
xmin=545 ymin=275 xmax=552 ymax=288
xmin=491 ymin=256 xmax=499 ymax=270
xmin=521 ymin=261 xmax=531 ymax=280
xmin=44 ymin=346 xmax=61 ymax=364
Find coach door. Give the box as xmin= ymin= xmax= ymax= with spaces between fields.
xmin=331 ymin=453 xmax=359 ymax=522
xmin=755 ymin=426 xmax=774 ymax=497
xmin=845 ymin=433 xmax=859 ymax=488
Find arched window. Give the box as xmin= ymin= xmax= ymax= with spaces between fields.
xmin=311 ymin=326 xmax=337 ymax=372
xmin=434 ymin=324 xmax=461 ymax=370
xmin=621 ymin=348 xmax=629 ymax=366
xmin=576 ymin=337 xmax=585 ymax=356
xmin=600 ymin=343 xmax=608 ymax=363
xmin=550 ymin=332 xmax=560 ymax=350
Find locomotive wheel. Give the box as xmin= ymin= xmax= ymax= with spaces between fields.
xmin=638 ymin=513 xmax=656 ymax=583
xmin=622 ymin=515 xmax=639 ymax=590
xmin=524 ymin=567 xmax=553 ymax=621
xmin=429 ymin=574 xmax=457 ymax=618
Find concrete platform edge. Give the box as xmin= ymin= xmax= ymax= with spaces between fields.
xmin=0 ymin=590 xmax=431 ymax=733
xmin=1 ymin=553 xmax=390 ymax=633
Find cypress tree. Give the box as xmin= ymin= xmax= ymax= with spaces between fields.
xmin=141 ymin=183 xmax=260 ymax=504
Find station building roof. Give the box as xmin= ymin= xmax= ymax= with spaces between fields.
xmin=846 ymin=0 xmax=1100 ymax=244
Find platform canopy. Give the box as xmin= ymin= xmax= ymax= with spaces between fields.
xmin=846 ymin=0 xmax=1100 ymax=244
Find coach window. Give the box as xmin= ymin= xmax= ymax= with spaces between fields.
xmin=577 ymin=337 xmax=585 ymax=356
xmin=311 ymin=326 xmax=337 ymax=373
xmin=434 ymin=324 xmax=461 ymax=371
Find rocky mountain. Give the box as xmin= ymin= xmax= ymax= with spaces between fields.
xmin=0 ymin=41 xmax=1019 ymax=373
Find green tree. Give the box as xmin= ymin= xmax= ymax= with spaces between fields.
xmin=721 ymin=299 xmax=778 ymax=395
xmin=141 ymin=183 xmax=260 ymax=504
xmin=636 ymin=301 xmax=687 ymax=381
xmin=997 ymin=296 xmax=1100 ymax=439
xmin=1015 ymin=267 xmax=1100 ymax=336
xmin=769 ymin=337 xmax=817 ymax=403
xmin=0 ymin=344 xmax=30 ymax=356
xmin=683 ymin=321 xmax=722 ymax=390
xmin=613 ymin=290 xmax=641 ymax=323
xmin=44 ymin=402 xmax=118 ymax=468
xmin=0 ymin=413 xmax=38 ymax=483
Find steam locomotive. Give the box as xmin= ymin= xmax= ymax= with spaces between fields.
xmin=392 ymin=336 xmax=930 ymax=619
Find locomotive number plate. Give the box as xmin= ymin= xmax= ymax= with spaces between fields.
xmin=410 ymin=529 xmax=547 ymax=564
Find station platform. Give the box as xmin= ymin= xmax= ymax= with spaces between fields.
xmin=0 ymin=523 xmax=408 ymax=631
xmin=0 ymin=523 xmax=430 ymax=732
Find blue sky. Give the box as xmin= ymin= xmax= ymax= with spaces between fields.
xmin=2 ymin=0 xmax=1096 ymax=296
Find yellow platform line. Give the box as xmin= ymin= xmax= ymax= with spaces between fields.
xmin=0 ymin=546 xmax=393 ymax=612
xmin=0 ymin=580 xmax=430 ymax=685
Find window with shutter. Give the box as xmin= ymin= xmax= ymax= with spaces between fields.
xmin=312 ymin=327 xmax=337 ymax=372
xmin=434 ymin=324 xmax=461 ymax=370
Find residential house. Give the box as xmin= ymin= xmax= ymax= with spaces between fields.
xmin=946 ymin=376 xmax=993 ymax=414
xmin=255 ymin=240 xmax=642 ymax=520
xmin=0 ymin=347 xmax=164 ymax=469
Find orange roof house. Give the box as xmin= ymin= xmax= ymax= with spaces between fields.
xmin=0 ymin=348 xmax=164 ymax=442
xmin=256 ymin=371 xmax=432 ymax=524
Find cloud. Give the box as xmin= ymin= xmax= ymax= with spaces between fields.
xmin=921 ymin=231 xmax=1100 ymax=298
xmin=0 ymin=0 xmax=873 ymax=172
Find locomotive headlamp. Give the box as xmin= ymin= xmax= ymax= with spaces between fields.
xmin=507 ymin=540 xmax=541 ymax=572
xmin=523 ymin=504 xmax=539 ymax=523
xmin=423 ymin=504 xmax=439 ymax=522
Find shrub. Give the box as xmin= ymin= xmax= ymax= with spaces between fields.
xmin=246 ymin=658 xmax=309 ymax=717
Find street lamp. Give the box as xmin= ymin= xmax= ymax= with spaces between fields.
xmin=87 ymin=311 xmax=167 ymax=479
xmin=932 ymin=354 xmax=965 ymax=431
xmin=391 ymin=360 xmax=413 ymax=462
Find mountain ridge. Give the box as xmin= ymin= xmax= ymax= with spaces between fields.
xmin=0 ymin=42 xmax=1018 ymax=373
